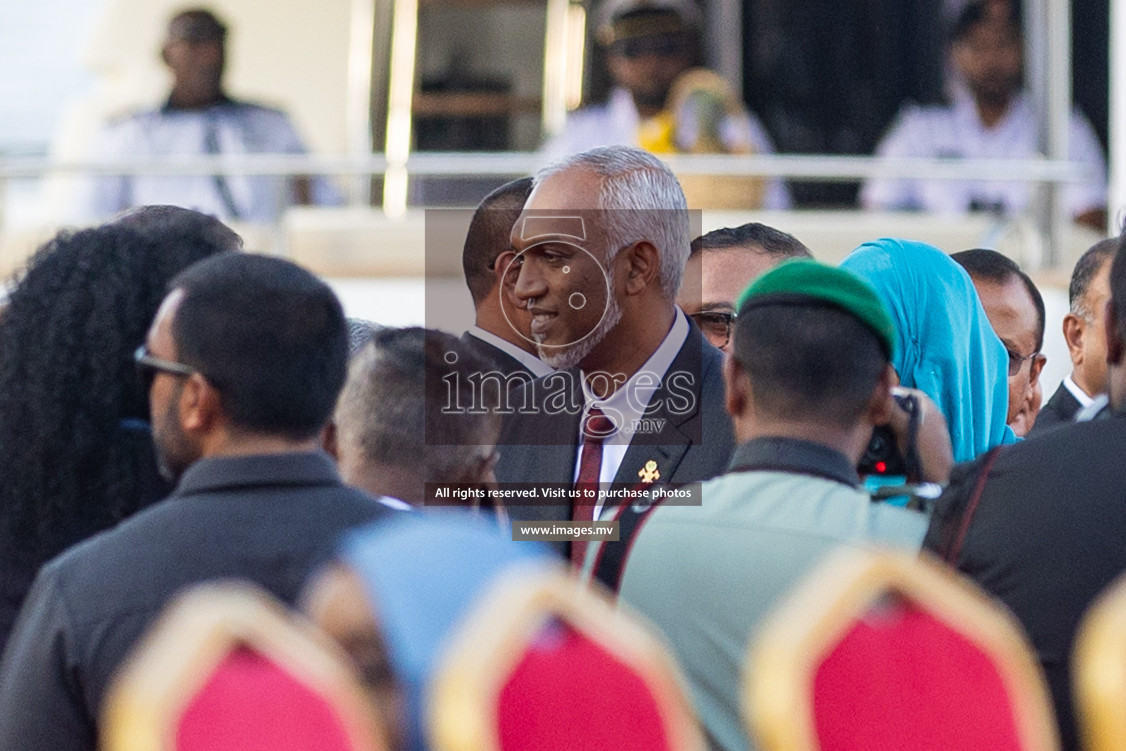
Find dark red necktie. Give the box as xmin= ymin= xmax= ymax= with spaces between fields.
xmin=572 ymin=407 xmax=614 ymax=565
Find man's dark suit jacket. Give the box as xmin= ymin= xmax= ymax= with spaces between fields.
xmin=0 ymin=452 xmax=396 ymax=751
xmin=1029 ymin=381 xmax=1083 ymax=437
xmin=494 ymin=324 xmax=735 ymax=551
xmin=460 ymin=331 xmax=536 ymax=378
xmin=924 ymin=414 xmax=1126 ymax=751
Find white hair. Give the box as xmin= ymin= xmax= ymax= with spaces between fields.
xmin=534 ymin=146 xmax=691 ymax=298
xmin=536 ymin=266 xmax=624 ymax=369
xmin=334 ymin=331 xmax=497 ymax=484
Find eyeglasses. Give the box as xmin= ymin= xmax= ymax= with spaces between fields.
xmin=689 ymin=311 xmax=736 ymax=349
xmin=1005 ymin=347 xmax=1039 ymax=377
xmin=133 ymin=344 xmax=197 ymax=392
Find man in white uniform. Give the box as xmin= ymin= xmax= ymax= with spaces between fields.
xmin=861 ymin=0 xmax=1106 ymax=228
xmin=84 ymin=8 xmax=338 ymax=223
xmin=543 ymin=0 xmax=791 ymax=209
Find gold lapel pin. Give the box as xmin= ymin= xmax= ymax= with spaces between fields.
xmin=638 ymin=460 xmax=660 ymax=484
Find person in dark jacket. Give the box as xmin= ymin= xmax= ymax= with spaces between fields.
xmin=1031 ymin=238 xmax=1117 ymax=436
xmin=925 ymin=232 xmax=1126 ymax=751
xmin=0 ymin=253 xmax=397 ymax=751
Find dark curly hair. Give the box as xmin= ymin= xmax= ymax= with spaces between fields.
xmin=0 ymin=207 xmax=240 ymax=550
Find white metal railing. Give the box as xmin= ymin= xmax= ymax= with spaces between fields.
xmin=0 ymin=148 xmax=1098 ymax=274
xmin=0 ymin=151 xmax=1096 ymax=269
xmin=0 ymin=151 xmax=1094 ymax=182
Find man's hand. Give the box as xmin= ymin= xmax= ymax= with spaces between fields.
xmin=887 ymin=387 xmax=953 ymax=485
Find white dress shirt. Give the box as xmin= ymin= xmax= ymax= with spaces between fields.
xmin=861 ymin=89 xmax=1106 ymax=218
xmin=1062 ymin=374 xmax=1097 ymax=408
xmin=84 ymin=99 xmax=340 ymax=223
xmin=375 ymin=496 xmax=413 ymax=511
xmin=571 ymin=309 xmax=690 ymax=521
xmin=466 ymin=326 xmax=554 ymax=378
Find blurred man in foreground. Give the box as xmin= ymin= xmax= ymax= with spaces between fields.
xmin=331 ymin=327 xmax=501 ymax=508
xmin=0 ymin=254 xmax=394 ymax=751
xmin=615 ymin=261 xmax=939 ymax=751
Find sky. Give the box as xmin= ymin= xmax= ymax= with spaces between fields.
xmin=0 ymin=0 xmax=108 ymax=154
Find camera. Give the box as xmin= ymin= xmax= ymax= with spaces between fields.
xmin=857 ymin=392 xmax=918 ymax=477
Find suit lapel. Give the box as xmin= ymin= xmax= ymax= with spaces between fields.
xmin=612 ymin=326 xmax=706 ymax=486
xmin=1056 ymin=384 xmax=1082 ymax=421
xmin=531 ymin=368 xmax=584 ymax=485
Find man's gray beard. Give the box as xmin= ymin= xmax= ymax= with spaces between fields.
xmin=537 ymin=292 xmax=622 ymax=370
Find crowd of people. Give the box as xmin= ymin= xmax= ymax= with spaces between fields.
xmin=0 ymin=0 xmax=1121 ymax=750
xmin=73 ymin=0 xmax=1107 ymax=229
xmin=0 ymin=137 xmax=1117 ymax=750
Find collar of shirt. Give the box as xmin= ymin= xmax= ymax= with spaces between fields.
xmin=727 ymin=436 xmax=861 ymax=488
xmin=375 ymin=495 xmax=414 ymax=511
xmin=572 ymin=309 xmax=688 ymax=518
xmin=467 ymin=326 xmax=554 ymax=378
xmin=608 ymin=86 xmax=642 ymax=136
xmin=160 ymin=93 xmax=237 ymax=115
xmin=173 ymin=451 xmax=342 ymax=497
xmin=577 ymin=308 xmax=688 ymax=448
xmin=1063 ymin=374 xmax=1098 ymax=408
xmin=952 ymin=86 xmax=1028 ymax=137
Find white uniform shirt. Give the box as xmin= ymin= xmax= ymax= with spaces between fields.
xmin=85 ymin=99 xmax=340 ymax=223
xmin=571 ymin=308 xmax=689 ymax=521
xmin=861 ymin=90 xmax=1107 ymax=218
xmin=543 ymin=87 xmax=793 ymax=210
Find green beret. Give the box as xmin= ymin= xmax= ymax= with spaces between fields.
xmin=735 ymin=259 xmax=897 ymax=360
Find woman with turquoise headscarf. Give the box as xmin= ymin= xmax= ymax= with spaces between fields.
xmin=303 ymin=512 xmax=554 ymax=751
xmin=840 ymin=238 xmax=1017 ymax=462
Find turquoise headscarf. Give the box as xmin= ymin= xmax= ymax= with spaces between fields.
xmin=840 ymin=238 xmax=1017 ymax=462
xmin=338 ymin=512 xmax=553 ymax=751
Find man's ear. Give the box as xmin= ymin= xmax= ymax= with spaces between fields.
xmin=867 ymin=363 xmax=896 ymax=427
xmin=493 ymin=250 xmax=517 ymax=288
xmin=1029 ymin=352 xmax=1047 ymax=387
xmin=493 ymin=250 xmax=524 ymax=311
xmin=1105 ymin=300 xmax=1123 ymax=366
xmin=723 ymin=353 xmax=748 ymax=419
xmin=1063 ymin=313 xmax=1085 ymax=364
xmin=178 ymin=373 xmax=221 ymax=434
xmin=621 ymin=241 xmax=661 ymax=296
xmin=950 ymin=41 xmax=972 ymax=79
xmin=322 ymin=420 xmax=339 ymax=461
